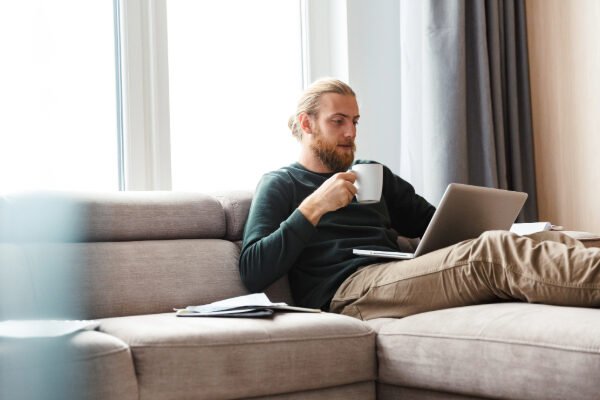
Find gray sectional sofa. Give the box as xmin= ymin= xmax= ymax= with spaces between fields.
xmin=1 ymin=191 xmax=599 ymax=400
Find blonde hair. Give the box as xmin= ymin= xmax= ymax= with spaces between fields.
xmin=288 ymin=78 xmax=356 ymax=140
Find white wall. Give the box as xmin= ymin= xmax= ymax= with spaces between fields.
xmin=347 ymin=0 xmax=401 ymax=174
xmin=306 ymin=0 xmax=402 ymax=174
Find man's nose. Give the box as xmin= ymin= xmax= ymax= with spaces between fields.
xmin=344 ymin=122 xmax=357 ymax=139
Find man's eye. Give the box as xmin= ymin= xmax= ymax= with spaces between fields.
xmin=353 ymin=121 xmax=359 ymax=126
xmin=333 ymin=119 xmax=342 ymax=124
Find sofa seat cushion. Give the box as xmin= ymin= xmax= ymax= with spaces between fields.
xmin=367 ymin=303 xmax=600 ymax=400
xmin=0 ymin=330 xmax=138 ymax=400
xmin=99 ymin=312 xmax=376 ymax=400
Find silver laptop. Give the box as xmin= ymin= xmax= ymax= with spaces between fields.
xmin=353 ymin=183 xmax=528 ymax=260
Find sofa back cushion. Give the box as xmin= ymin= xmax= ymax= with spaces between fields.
xmin=1 ymin=191 xmax=226 ymax=242
xmin=215 ymin=191 xmax=253 ymax=241
xmin=0 ymin=191 xmax=294 ymax=319
xmin=21 ymin=240 xmax=247 ymax=319
xmin=0 ymin=243 xmax=37 ymax=320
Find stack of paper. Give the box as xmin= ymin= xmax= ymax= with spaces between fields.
xmin=510 ymin=222 xmax=560 ymax=235
xmin=175 ymin=293 xmax=321 ymax=317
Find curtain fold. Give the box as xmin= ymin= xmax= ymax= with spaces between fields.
xmin=400 ymin=0 xmax=538 ymax=221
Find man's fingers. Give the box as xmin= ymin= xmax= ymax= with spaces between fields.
xmin=345 ymin=180 xmax=358 ymax=195
xmin=349 ymin=186 xmax=357 ymax=202
xmin=336 ymin=171 xmax=357 ymax=183
xmin=341 ymin=181 xmax=357 ymax=205
xmin=315 ymin=173 xmax=359 ymax=211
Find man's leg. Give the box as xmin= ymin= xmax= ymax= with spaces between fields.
xmin=329 ymin=231 xmax=600 ymax=320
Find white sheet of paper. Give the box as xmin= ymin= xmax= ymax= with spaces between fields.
xmin=0 ymin=320 xmax=99 ymax=338
xmin=510 ymin=222 xmax=552 ymax=236
xmin=185 ymin=293 xmax=286 ymax=313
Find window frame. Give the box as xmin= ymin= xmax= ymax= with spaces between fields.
xmin=117 ymin=0 xmax=343 ymax=190
xmin=117 ymin=0 xmax=172 ymax=190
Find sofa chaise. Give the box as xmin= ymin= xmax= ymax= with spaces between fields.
xmin=1 ymin=191 xmax=598 ymax=400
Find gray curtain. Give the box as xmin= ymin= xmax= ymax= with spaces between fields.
xmin=399 ymin=0 xmax=537 ymax=221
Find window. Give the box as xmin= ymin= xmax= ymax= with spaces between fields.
xmin=166 ymin=0 xmax=303 ymax=191
xmin=1 ymin=1 xmax=305 ymax=193
xmin=0 ymin=0 xmax=120 ymax=192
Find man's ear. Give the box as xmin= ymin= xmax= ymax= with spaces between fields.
xmin=299 ymin=113 xmax=312 ymax=134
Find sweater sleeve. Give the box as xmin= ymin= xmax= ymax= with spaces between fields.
xmin=239 ymin=172 xmax=316 ymax=293
xmin=381 ymin=165 xmax=436 ymax=238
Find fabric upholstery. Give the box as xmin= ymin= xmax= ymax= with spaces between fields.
xmin=368 ymin=303 xmax=600 ymax=400
xmin=0 ymin=330 xmax=138 ymax=400
xmin=5 ymin=191 xmax=600 ymax=400
xmin=99 ymin=312 xmax=376 ymax=400
xmin=252 ymin=381 xmax=375 ymax=399
xmin=215 ymin=191 xmax=253 ymax=241
xmin=264 ymin=275 xmax=295 ymax=305
xmin=22 ymin=239 xmax=247 ymax=319
xmin=0 ymin=243 xmax=36 ymax=319
xmin=1 ymin=191 xmax=226 ymax=242
xmin=377 ymin=384 xmax=487 ymax=400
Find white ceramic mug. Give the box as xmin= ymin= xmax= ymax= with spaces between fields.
xmin=351 ymin=163 xmax=383 ymax=203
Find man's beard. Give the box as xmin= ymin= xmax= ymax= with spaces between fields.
xmin=309 ymin=128 xmax=356 ymax=173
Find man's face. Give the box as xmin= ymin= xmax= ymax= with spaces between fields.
xmin=307 ymin=93 xmax=360 ymax=173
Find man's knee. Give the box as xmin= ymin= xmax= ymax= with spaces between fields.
xmin=472 ymin=230 xmax=520 ymax=255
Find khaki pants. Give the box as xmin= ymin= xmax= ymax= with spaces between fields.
xmin=329 ymin=231 xmax=600 ymax=320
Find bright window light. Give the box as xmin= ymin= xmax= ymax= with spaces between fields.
xmin=0 ymin=0 xmax=118 ymax=193
xmin=167 ymin=0 xmax=303 ymax=192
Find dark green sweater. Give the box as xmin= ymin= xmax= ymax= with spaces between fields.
xmin=239 ymin=160 xmax=435 ymax=310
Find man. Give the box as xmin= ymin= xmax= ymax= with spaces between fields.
xmin=240 ymin=78 xmax=600 ymax=320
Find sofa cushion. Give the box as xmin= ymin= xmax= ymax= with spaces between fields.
xmin=0 ymin=243 xmax=36 ymax=319
xmin=367 ymin=303 xmax=600 ymax=400
xmin=1 ymin=191 xmax=226 ymax=242
xmin=253 ymin=381 xmax=375 ymax=399
xmin=0 ymin=330 xmax=138 ymax=400
xmin=215 ymin=191 xmax=253 ymax=241
xmin=22 ymin=239 xmax=247 ymax=319
xmin=99 ymin=312 xmax=377 ymax=400
xmin=377 ymin=383 xmax=487 ymax=400
xmin=264 ymin=275 xmax=296 ymax=305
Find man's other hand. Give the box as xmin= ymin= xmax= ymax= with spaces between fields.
xmin=298 ymin=172 xmax=357 ymax=226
